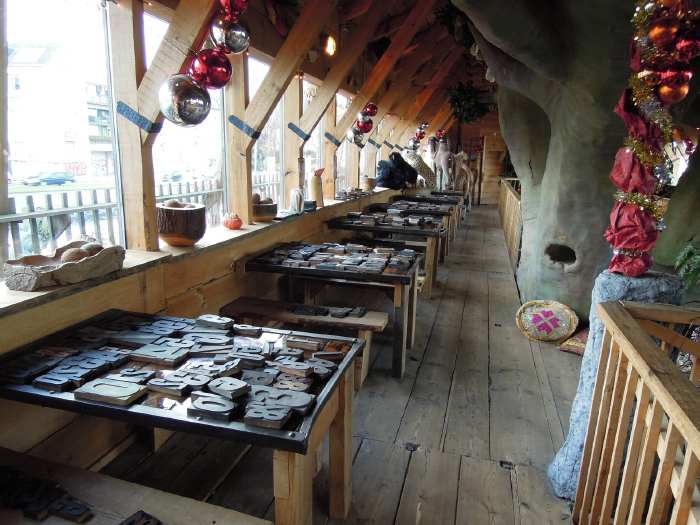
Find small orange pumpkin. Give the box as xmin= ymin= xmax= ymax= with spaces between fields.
xmin=223 ymin=213 xmax=243 ymax=230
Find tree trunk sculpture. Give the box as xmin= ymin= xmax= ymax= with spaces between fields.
xmin=452 ymin=0 xmax=636 ymax=317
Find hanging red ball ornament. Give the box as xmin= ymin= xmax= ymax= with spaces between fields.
xmin=676 ymin=39 xmax=700 ymax=62
xmin=415 ymin=130 xmax=426 ymax=140
xmin=648 ymin=18 xmax=681 ymax=49
xmin=220 ymin=0 xmax=248 ymax=14
xmin=355 ymin=118 xmax=373 ymax=134
xmin=362 ymin=102 xmax=378 ymax=117
xmin=188 ymin=48 xmax=232 ymax=89
xmin=657 ymin=69 xmax=692 ymax=105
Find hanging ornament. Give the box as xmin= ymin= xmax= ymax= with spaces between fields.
xmin=188 ymin=48 xmax=232 ymax=89
xmin=408 ymin=137 xmax=420 ymax=150
xmin=356 ymin=111 xmax=371 ymax=123
xmin=220 ymin=0 xmax=249 ymax=21
xmin=415 ymin=129 xmax=426 ymax=140
xmin=362 ymin=102 xmax=378 ymax=117
xmin=657 ymin=70 xmax=691 ymax=105
xmin=211 ymin=15 xmax=251 ymax=54
xmin=675 ymin=39 xmax=700 ymax=62
xmin=159 ymin=74 xmax=211 ymax=127
xmin=355 ymin=118 xmax=373 ymax=134
xmin=648 ymin=18 xmax=681 ymax=48
xmin=346 ymin=127 xmax=363 ymax=146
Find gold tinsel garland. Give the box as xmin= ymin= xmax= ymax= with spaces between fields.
xmin=614 ymin=190 xmax=666 ymax=221
xmin=623 ymin=136 xmax=665 ymax=167
xmin=628 ymin=74 xmax=675 ymax=142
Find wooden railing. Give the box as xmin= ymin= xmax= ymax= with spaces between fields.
xmin=0 ymin=180 xmax=223 ymax=259
xmin=575 ymin=301 xmax=700 ymax=524
xmin=498 ymin=177 xmax=522 ymax=271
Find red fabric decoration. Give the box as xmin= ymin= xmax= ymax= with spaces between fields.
xmin=614 ymin=90 xmax=664 ymax=146
xmin=604 ymin=202 xmax=659 ymax=251
xmin=609 ymin=147 xmax=657 ymax=194
xmin=630 ymin=40 xmax=642 ymax=72
xmin=608 ymin=252 xmax=653 ymax=277
xmin=676 ymin=39 xmax=700 ymax=62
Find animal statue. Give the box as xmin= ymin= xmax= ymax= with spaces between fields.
xmin=401 ymin=149 xmax=436 ymax=189
xmin=376 ymin=152 xmax=419 ymax=190
xmin=427 ymin=137 xmax=439 ymax=174
xmin=453 ymin=151 xmax=479 ymax=209
xmin=433 ymin=138 xmax=453 ymax=190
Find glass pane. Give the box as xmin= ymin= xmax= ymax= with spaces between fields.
xmin=302 ymin=80 xmax=323 ymax=197
xmin=249 ymin=56 xmax=284 ymax=203
xmin=334 ymin=94 xmax=352 ymax=193
xmin=4 ymin=0 xmax=123 ymax=262
xmin=146 ymin=14 xmax=225 ymax=227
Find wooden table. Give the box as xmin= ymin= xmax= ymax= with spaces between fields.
xmin=0 ymin=311 xmax=362 ymax=525
xmin=326 ymin=217 xmax=445 ymax=299
xmin=246 ymin=245 xmax=420 ymax=379
xmin=398 ymin=194 xmax=465 ymax=226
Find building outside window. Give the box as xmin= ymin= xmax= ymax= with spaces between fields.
xmin=335 ymin=93 xmax=352 ymax=192
xmin=302 ymin=80 xmax=323 ymax=197
xmin=145 ymin=13 xmax=225 ymax=227
xmin=3 ymin=0 xmax=123 ymax=262
xmin=249 ymin=56 xmax=284 ymax=203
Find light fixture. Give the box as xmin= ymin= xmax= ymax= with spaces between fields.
xmin=323 ymin=34 xmax=337 ymax=57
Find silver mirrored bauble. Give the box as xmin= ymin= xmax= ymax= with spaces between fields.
xmin=408 ymin=138 xmax=420 ymax=150
xmin=357 ymin=111 xmax=371 ymax=123
xmin=159 ymin=74 xmax=211 ymax=127
xmin=211 ymin=16 xmax=251 ymax=55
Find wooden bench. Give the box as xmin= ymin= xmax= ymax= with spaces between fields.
xmin=0 ymin=446 xmax=268 ymax=525
xmin=222 ymin=297 xmax=388 ymax=390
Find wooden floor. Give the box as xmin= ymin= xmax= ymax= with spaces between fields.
xmin=101 ymin=206 xmax=581 ymax=524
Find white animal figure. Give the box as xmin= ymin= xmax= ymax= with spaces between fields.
xmin=433 ymin=138 xmax=453 ymax=190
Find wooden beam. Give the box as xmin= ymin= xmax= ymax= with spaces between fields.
xmin=322 ymin=102 xmax=337 ymax=200
xmin=224 ymin=53 xmax=252 ymax=223
xmin=137 ymin=0 xmax=218 ymax=146
xmin=283 ymin=75 xmax=303 ymax=207
xmin=339 ymin=0 xmax=374 ymax=22
xmin=330 ymin=0 xmax=440 ymax=146
xmin=296 ymin=0 xmax=398 ymax=149
xmin=109 ymin=0 xmax=159 ymax=251
xmin=239 ymin=0 xmax=339 ymax=153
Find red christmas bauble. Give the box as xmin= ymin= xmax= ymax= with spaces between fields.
xmin=362 ymin=102 xmax=378 ymax=117
xmin=657 ymin=70 xmax=692 ymax=104
xmin=189 ymin=48 xmax=232 ymax=89
xmin=355 ymin=118 xmax=373 ymax=134
xmin=220 ymin=0 xmax=248 ymax=14
xmin=676 ymin=39 xmax=700 ymax=62
xmin=415 ymin=130 xmax=426 ymax=140
xmin=648 ymin=18 xmax=680 ymax=49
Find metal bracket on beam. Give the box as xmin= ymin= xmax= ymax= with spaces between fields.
xmin=367 ymin=138 xmax=381 ymax=149
xmin=287 ymin=122 xmax=312 ymax=142
xmin=383 ymin=140 xmax=394 ymax=149
xmin=228 ymin=115 xmax=262 ymax=140
xmin=324 ymin=132 xmax=341 ymax=147
xmin=116 ymin=101 xmax=163 ymax=134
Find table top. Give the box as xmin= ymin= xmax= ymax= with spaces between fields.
xmin=381 ymin=201 xmax=453 ymax=217
xmin=431 ymin=190 xmax=465 ymax=198
xmin=397 ymin=194 xmax=462 ymax=205
xmin=327 ymin=214 xmax=447 ymax=238
xmin=246 ymin=242 xmax=421 ymax=285
xmin=0 ymin=310 xmax=362 ymax=454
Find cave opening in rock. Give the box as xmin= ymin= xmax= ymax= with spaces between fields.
xmin=545 ymin=244 xmax=577 ymax=265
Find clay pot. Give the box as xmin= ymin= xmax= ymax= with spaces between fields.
xmin=223 ymin=213 xmax=243 ymax=230
xmin=156 ymin=202 xmax=207 ymax=246
xmin=252 ymin=203 xmax=277 ymax=222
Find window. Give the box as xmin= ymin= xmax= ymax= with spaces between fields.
xmin=302 ymin=80 xmax=323 ymax=197
xmin=145 ymin=14 xmax=225 ymax=227
xmin=3 ymin=0 xmax=123 ymax=262
xmin=249 ymin=56 xmax=284 ymax=203
xmin=335 ymin=93 xmax=352 ymax=192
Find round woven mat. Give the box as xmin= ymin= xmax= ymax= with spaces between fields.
xmin=515 ymin=300 xmax=579 ymax=343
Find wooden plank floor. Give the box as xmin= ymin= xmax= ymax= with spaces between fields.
xmin=101 ymin=206 xmax=580 ymax=524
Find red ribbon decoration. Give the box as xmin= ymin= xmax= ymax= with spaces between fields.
xmin=609 ymin=147 xmax=658 ymax=194
xmin=604 ymin=202 xmax=659 ymax=252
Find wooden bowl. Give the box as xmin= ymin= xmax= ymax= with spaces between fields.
xmin=252 ymin=203 xmax=278 ymax=222
xmin=156 ymin=202 xmax=207 ymax=246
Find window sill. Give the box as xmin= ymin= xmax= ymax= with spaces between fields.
xmin=0 ymin=189 xmax=398 ymax=319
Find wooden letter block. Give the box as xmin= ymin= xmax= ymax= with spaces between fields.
xmin=183 ymin=333 xmax=233 ymax=345
xmin=223 ymin=352 xmax=265 ymax=368
xmin=166 ymin=371 xmax=210 ymax=390
xmin=277 ymin=362 xmax=313 ymax=378
xmin=130 ymin=345 xmax=190 ymax=366
xmin=49 ymin=495 xmax=93 ymax=523
xmin=306 ymin=357 xmax=337 ymax=370
xmin=74 ymin=378 xmax=147 ymax=406
xmin=312 ymin=351 xmax=345 ymax=363
xmin=244 ymin=402 xmax=291 ymax=429
xmin=273 ymin=379 xmax=311 ymax=392
xmin=249 ymin=385 xmax=315 ymax=414
xmin=32 ymin=374 xmax=79 ymax=392
xmin=118 ymin=510 xmax=164 ymax=525
xmin=154 ymin=337 xmax=196 ymax=349
xmin=181 ymin=359 xmax=241 ymax=377
xmin=241 ymin=370 xmax=276 ymax=386
xmin=105 ymin=368 xmax=156 ymax=384
xmin=208 ymin=377 xmax=250 ymax=399
xmin=196 ymin=314 xmax=234 ymax=329
xmin=233 ymin=324 xmax=262 ymax=337
xmin=286 ymin=337 xmax=325 ymax=352
xmin=147 ymin=378 xmax=191 ymax=397
xmin=187 ymin=394 xmax=236 ymax=421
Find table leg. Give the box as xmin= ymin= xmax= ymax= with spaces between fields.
xmin=356 ymin=329 xmax=373 ymax=391
xmin=392 ymin=285 xmax=408 ymax=378
xmin=273 ymin=448 xmax=314 ymax=525
xmin=421 ymin=237 xmax=437 ymax=298
xmin=329 ymin=367 xmax=353 ymax=519
xmin=406 ymin=278 xmax=417 ymax=350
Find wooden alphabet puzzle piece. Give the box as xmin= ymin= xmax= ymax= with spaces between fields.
xmin=182 ymin=333 xmax=233 ymax=345
xmin=129 ymin=344 xmax=190 ymax=366
xmin=208 ymin=376 xmax=250 ymax=399
xmin=196 ymin=314 xmax=234 ymax=330
xmin=249 ymin=385 xmax=315 ymax=414
xmin=244 ymin=402 xmax=291 ymax=429
xmin=241 ymin=370 xmax=276 ymax=386
xmin=273 ymin=379 xmax=311 ymax=392
xmin=165 ymin=370 xmax=210 ymax=390
xmin=146 ymin=377 xmax=191 ymax=397
xmin=105 ymin=368 xmax=156 ymax=384
xmin=187 ymin=393 xmax=237 ymax=421
xmin=74 ymin=378 xmax=147 ymax=406
xmin=286 ymin=336 xmax=325 ymax=352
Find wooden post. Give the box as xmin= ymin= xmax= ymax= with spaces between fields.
xmin=392 ymin=284 xmax=408 ymax=378
xmin=0 ymin=0 xmax=7 ymax=261
xmin=347 ymin=145 xmax=360 ymax=189
xmin=322 ymin=102 xmax=337 ymax=200
xmin=225 ymin=53 xmax=252 ymax=222
xmin=329 ymin=366 xmax=353 ymax=519
xmin=273 ymin=449 xmax=314 ymax=525
xmin=283 ymin=75 xmax=303 ymax=208
xmin=108 ymin=0 xmax=159 ymax=250
xmin=356 ymin=329 xmax=373 ymax=391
